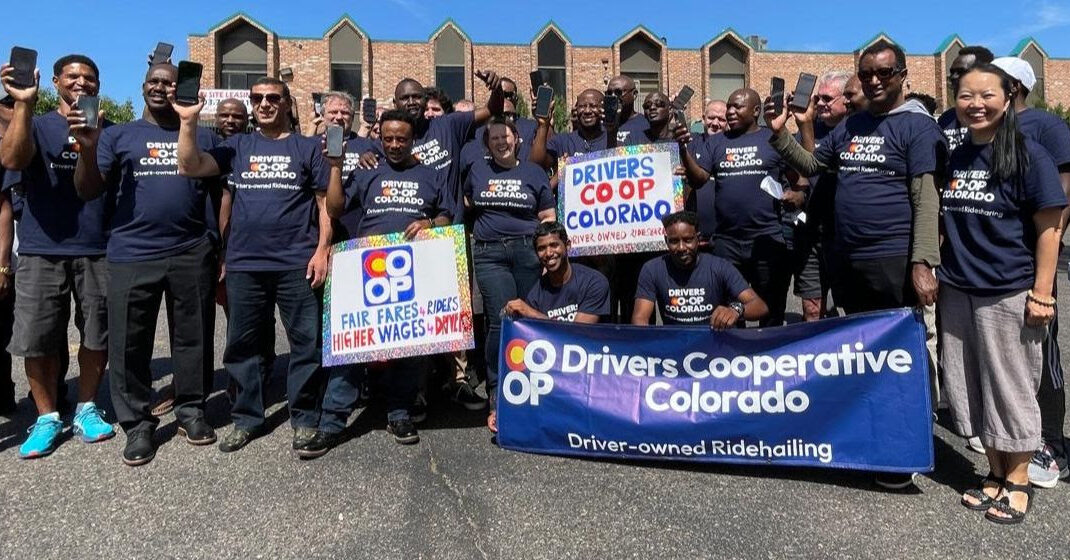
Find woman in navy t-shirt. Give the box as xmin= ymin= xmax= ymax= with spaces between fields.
xmin=463 ymin=117 xmax=556 ymax=421
xmin=940 ymin=65 xmax=1066 ymax=525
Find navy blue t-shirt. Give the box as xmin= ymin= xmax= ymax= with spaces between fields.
xmin=464 ymin=160 xmax=554 ymax=241
xmin=209 ymin=132 xmax=327 ymax=271
xmin=413 ymin=112 xmax=475 ymax=221
xmin=938 ymin=108 xmax=967 ymax=152
xmin=684 ymin=132 xmax=718 ymax=240
xmin=2 ymin=111 xmax=109 ymax=256
xmin=546 ymin=129 xmax=608 ymax=160
xmin=622 ymin=126 xmax=676 ymax=147
xmin=702 ymin=127 xmax=786 ymax=240
xmin=938 ymin=140 xmax=1066 ymax=294
xmin=1018 ymin=108 xmax=1070 ymax=167
xmin=336 ymin=135 xmax=377 ymax=238
xmin=636 ymin=253 xmax=750 ymax=325
xmin=525 ymin=263 xmax=610 ymax=321
xmin=616 ymin=113 xmax=649 ymax=144
xmin=814 ymin=110 xmax=946 ymax=258
xmin=97 ymin=120 xmax=218 ymax=262
xmin=344 ymin=161 xmax=452 ymax=237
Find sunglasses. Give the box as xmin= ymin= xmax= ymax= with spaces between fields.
xmin=857 ymin=67 xmax=904 ymax=82
xmin=250 ymin=93 xmax=285 ymax=105
xmin=815 ymin=94 xmax=842 ymax=104
xmin=605 ymin=88 xmax=633 ymax=97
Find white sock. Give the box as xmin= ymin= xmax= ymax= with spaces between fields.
xmin=40 ymin=411 xmax=60 ymax=421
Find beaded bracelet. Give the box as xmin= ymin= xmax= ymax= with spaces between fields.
xmin=1027 ymin=290 xmax=1056 ymax=308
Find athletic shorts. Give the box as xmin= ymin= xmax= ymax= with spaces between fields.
xmin=9 ymin=254 xmax=108 ymax=357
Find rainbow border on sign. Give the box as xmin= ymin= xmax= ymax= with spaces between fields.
xmin=321 ymin=224 xmax=474 ymax=366
xmin=555 ymin=143 xmax=685 ymax=257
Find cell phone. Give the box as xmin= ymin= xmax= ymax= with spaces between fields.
xmin=770 ymin=77 xmax=785 ymax=115
xmin=174 ymin=61 xmax=202 ymax=106
xmin=672 ymin=85 xmax=695 ymax=110
xmin=362 ymin=97 xmax=376 ymax=124
xmin=602 ymin=94 xmax=620 ymax=126
xmin=326 ymin=125 xmax=345 ymax=158
xmin=151 ymin=42 xmax=174 ymax=65
xmin=529 ymin=70 xmax=545 ymax=96
xmin=8 ymin=46 xmax=37 ymax=89
xmin=790 ymin=72 xmax=818 ymax=111
xmin=312 ymin=92 xmax=324 ymax=117
xmin=78 ymin=95 xmax=100 ymax=129
xmin=533 ymin=85 xmax=553 ymax=119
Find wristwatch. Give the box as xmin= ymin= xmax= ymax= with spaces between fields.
xmin=729 ymin=301 xmax=745 ymax=317
xmin=0 ymin=266 xmax=12 ymax=277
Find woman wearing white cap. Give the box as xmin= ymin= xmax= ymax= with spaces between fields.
xmin=941 ymin=63 xmax=1066 ymax=525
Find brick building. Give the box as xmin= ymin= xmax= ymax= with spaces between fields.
xmin=187 ymin=12 xmax=1070 ymax=134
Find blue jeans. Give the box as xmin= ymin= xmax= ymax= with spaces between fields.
xmin=319 ymin=364 xmax=363 ymax=433
xmin=224 ymin=269 xmax=324 ymax=431
xmin=473 ymin=236 xmax=542 ymax=407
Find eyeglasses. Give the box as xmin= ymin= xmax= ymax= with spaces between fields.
xmin=815 ymin=94 xmax=843 ymax=104
xmin=250 ymin=93 xmax=284 ymax=105
xmin=857 ymin=67 xmax=904 ymax=82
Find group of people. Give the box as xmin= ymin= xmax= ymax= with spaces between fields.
xmin=0 ymin=37 xmax=1067 ymax=525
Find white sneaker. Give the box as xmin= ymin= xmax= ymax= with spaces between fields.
xmin=965 ymin=436 xmax=984 ymax=454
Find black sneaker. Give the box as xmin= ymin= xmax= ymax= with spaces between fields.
xmin=387 ymin=419 xmax=420 ymax=444
xmin=410 ymin=394 xmax=428 ymax=424
xmin=219 ymin=427 xmax=259 ymax=453
xmin=292 ymin=427 xmax=317 ymax=450
xmin=447 ymin=379 xmax=487 ymax=411
xmin=178 ymin=418 xmax=217 ymax=446
xmin=122 ymin=430 xmax=156 ymax=467
xmin=296 ymin=430 xmax=340 ymax=459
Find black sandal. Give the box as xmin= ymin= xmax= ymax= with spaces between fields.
xmin=984 ymin=482 xmax=1034 ymax=525
xmin=961 ymin=472 xmax=1003 ymax=511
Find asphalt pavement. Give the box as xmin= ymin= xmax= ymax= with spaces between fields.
xmin=1 ymin=269 xmax=1069 ymax=559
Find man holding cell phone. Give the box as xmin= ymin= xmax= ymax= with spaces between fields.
xmin=174 ymin=76 xmax=332 ymax=458
xmin=72 ymin=62 xmax=220 ymax=466
xmin=0 ymin=53 xmax=114 ymax=459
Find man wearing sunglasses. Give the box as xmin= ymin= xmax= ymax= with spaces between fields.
xmin=605 ymin=75 xmax=648 ymax=144
xmin=764 ymin=40 xmax=946 ymax=490
xmin=72 ymin=63 xmax=220 ymax=466
xmin=937 ymin=46 xmax=994 ymax=152
xmin=174 ymin=76 xmax=332 ymax=458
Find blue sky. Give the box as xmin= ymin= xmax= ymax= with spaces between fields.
xmin=2 ymin=0 xmax=1068 ymax=110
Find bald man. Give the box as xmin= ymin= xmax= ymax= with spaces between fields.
xmin=606 ymin=75 xmax=649 ymax=144
xmin=686 ymin=100 xmax=728 ymax=245
xmin=703 ymin=100 xmax=727 ymax=135
xmin=680 ymin=88 xmax=792 ymax=327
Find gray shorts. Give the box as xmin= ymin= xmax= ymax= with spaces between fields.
xmin=9 ymin=254 xmax=108 ymax=357
xmin=938 ymin=285 xmax=1043 ymax=453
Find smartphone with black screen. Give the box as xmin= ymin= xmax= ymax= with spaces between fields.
xmin=603 ymin=94 xmax=620 ymax=126
xmin=174 ymin=61 xmax=202 ymax=106
xmin=533 ymin=85 xmax=553 ymax=119
xmin=362 ymin=97 xmax=376 ymax=124
xmin=312 ymin=92 xmax=324 ymax=117
xmin=78 ymin=95 xmax=100 ymax=129
xmin=770 ymin=77 xmax=785 ymax=116
xmin=672 ymin=85 xmax=694 ymax=110
xmin=326 ymin=125 xmax=344 ymax=158
xmin=529 ymin=70 xmax=545 ymax=96
xmin=151 ymin=42 xmax=174 ymax=65
xmin=8 ymin=46 xmax=37 ymax=88
xmin=790 ymin=73 xmax=818 ymax=111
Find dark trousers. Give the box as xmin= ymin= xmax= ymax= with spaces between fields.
xmin=714 ymin=235 xmax=792 ymax=327
xmin=108 ymin=239 xmax=216 ymax=433
xmin=474 ymin=237 xmax=542 ymax=404
xmin=320 ymin=364 xmax=363 ymax=433
xmin=377 ymin=356 xmax=424 ymax=422
xmin=0 ymin=287 xmax=13 ymax=405
xmin=225 ymin=269 xmax=323 ymax=431
xmin=832 ymin=254 xmax=916 ymax=314
xmin=1039 ymin=282 xmax=1067 ymax=467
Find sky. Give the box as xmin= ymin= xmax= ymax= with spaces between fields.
xmin=2 ymin=0 xmax=1068 ymax=111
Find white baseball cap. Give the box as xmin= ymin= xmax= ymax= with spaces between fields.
xmin=992 ymin=56 xmax=1037 ymax=91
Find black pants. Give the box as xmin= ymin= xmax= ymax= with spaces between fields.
xmin=1038 ymin=282 xmax=1067 ymax=468
xmin=714 ymin=235 xmax=792 ymax=327
xmin=108 ymin=239 xmax=216 ymax=434
xmin=611 ymin=252 xmax=656 ymax=324
xmin=832 ymin=254 xmax=916 ymax=314
xmin=0 ymin=286 xmax=13 ymax=405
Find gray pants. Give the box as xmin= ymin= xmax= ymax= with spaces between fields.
xmin=938 ymin=285 xmax=1044 ymax=453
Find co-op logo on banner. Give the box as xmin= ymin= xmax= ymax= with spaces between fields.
xmin=502 ymin=338 xmax=556 ymax=406
xmin=361 ymin=247 xmax=415 ymax=306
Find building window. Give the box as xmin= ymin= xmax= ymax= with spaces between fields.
xmin=537 ymin=30 xmax=567 ymax=98
xmin=620 ymin=33 xmax=662 ymax=101
xmin=1020 ymin=44 xmax=1046 ymax=105
xmin=708 ymin=39 xmax=746 ymax=104
xmin=330 ymin=24 xmax=363 ymax=99
xmin=219 ymin=20 xmax=267 ymax=90
xmin=434 ymin=27 xmax=467 ymax=103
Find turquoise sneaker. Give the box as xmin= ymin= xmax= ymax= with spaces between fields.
xmin=72 ymin=402 xmax=115 ymax=443
xmin=19 ymin=414 xmax=63 ymax=459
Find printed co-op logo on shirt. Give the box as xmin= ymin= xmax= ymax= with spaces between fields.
xmin=720 ymin=146 xmax=763 ymax=169
xmin=667 ymin=288 xmax=712 ymax=315
xmin=375 ymin=180 xmax=425 ymax=205
xmin=242 ymin=155 xmax=296 ymax=180
xmin=944 ymin=169 xmax=993 ymax=202
xmin=59 ymin=135 xmax=81 ymax=160
xmin=361 ymin=247 xmax=416 ymax=306
xmin=413 ymin=139 xmax=450 ymax=169
xmin=141 ymin=142 xmax=178 ymax=166
xmin=546 ymin=303 xmax=579 ymax=321
xmin=481 ymin=178 xmax=527 ymax=200
xmin=840 ymin=136 xmax=886 ymax=163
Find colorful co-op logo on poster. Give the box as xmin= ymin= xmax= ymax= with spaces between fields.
xmin=361 ymin=247 xmax=415 ymax=306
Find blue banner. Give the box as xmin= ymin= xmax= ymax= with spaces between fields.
xmin=497 ymin=309 xmax=933 ymax=472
